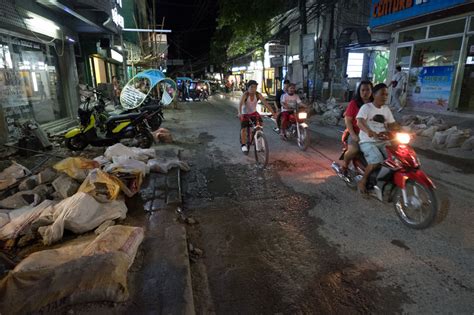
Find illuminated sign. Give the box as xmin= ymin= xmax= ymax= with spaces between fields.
xmin=111 ymin=7 xmax=124 ymax=28
xmin=111 ymin=49 xmax=123 ymax=63
xmin=369 ymin=0 xmax=468 ymax=28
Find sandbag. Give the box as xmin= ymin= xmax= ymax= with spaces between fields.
xmin=78 ymin=169 xmax=123 ymax=201
xmin=53 ymin=157 xmax=99 ymax=181
xmin=104 ymin=143 xmax=156 ymax=162
xmin=0 ymin=200 xmax=55 ymax=241
xmin=0 ymin=225 xmax=144 ymax=314
xmin=147 ymin=159 xmax=191 ymax=173
xmin=0 ymin=162 xmax=30 ymax=191
xmin=35 ymin=191 xmax=127 ymax=245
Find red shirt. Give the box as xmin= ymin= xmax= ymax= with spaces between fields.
xmin=344 ymin=100 xmax=361 ymax=134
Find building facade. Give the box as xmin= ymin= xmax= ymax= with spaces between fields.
xmin=369 ymin=0 xmax=474 ymax=113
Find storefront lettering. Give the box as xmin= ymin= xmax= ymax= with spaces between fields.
xmin=0 ymin=35 xmax=40 ymax=49
xmin=372 ymin=0 xmax=414 ymax=18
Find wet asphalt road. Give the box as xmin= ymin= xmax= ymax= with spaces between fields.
xmin=166 ymin=96 xmax=474 ymax=314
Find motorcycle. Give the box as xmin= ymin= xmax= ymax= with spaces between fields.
xmin=64 ymin=95 xmax=154 ymax=151
xmin=198 ymin=85 xmax=209 ymax=101
xmin=331 ymin=131 xmax=438 ymax=229
xmin=119 ymin=96 xmax=164 ymax=131
xmin=282 ymin=105 xmax=310 ymax=151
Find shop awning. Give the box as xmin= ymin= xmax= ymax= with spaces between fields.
xmin=345 ymin=40 xmax=391 ymax=51
xmin=36 ymin=0 xmax=118 ymax=34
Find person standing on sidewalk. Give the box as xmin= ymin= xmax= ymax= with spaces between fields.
xmin=238 ymin=80 xmax=276 ymax=153
xmin=390 ymin=65 xmax=407 ymax=112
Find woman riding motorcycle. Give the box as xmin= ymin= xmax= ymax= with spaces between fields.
xmin=341 ymin=80 xmax=374 ymax=174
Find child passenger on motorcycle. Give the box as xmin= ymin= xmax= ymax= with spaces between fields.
xmin=238 ymin=80 xmax=276 ymax=153
xmin=356 ymin=83 xmax=399 ymax=194
xmin=341 ymin=80 xmax=374 ymax=173
xmin=280 ymin=83 xmax=302 ymax=139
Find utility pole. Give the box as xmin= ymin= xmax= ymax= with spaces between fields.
xmin=312 ymin=13 xmax=320 ymax=101
xmin=299 ymin=0 xmax=307 ymax=95
xmin=324 ymin=2 xmax=335 ymax=98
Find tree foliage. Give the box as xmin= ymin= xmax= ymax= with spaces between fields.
xmin=210 ymin=0 xmax=286 ymax=66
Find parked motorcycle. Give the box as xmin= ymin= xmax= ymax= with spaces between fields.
xmin=65 ymin=96 xmax=154 ymax=151
xmin=119 ymin=96 xmax=164 ymax=131
xmin=282 ymin=105 xmax=310 ymax=151
xmin=331 ymin=131 xmax=438 ymax=229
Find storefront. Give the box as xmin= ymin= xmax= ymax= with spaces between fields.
xmin=0 ymin=33 xmax=67 ymax=133
xmin=369 ymin=0 xmax=474 ymax=113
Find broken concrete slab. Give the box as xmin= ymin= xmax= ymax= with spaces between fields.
xmin=0 ymin=191 xmax=41 ymax=209
xmin=18 ymin=176 xmax=38 ymax=191
xmin=52 ymin=174 xmax=79 ymax=199
xmin=37 ymin=167 xmax=58 ymax=184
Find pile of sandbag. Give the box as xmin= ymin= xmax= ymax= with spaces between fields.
xmin=0 ymin=225 xmax=144 ymax=314
xmin=401 ymin=115 xmax=473 ymax=151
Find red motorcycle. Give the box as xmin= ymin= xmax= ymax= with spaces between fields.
xmin=331 ymin=131 xmax=438 ymax=229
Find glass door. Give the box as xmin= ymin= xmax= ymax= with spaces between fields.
xmin=459 ymin=35 xmax=474 ymax=112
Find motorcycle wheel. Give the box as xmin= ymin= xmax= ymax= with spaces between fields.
xmin=148 ymin=115 xmax=163 ymax=131
xmin=297 ymin=127 xmax=310 ymax=151
xmin=65 ymin=135 xmax=88 ymax=151
xmin=393 ymin=180 xmax=438 ymax=229
xmin=135 ymin=130 xmax=154 ymax=148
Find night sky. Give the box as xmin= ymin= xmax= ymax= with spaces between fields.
xmin=150 ymin=0 xmax=219 ymax=71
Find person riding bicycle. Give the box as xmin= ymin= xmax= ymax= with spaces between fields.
xmin=279 ymin=83 xmax=302 ymax=139
xmin=239 ymin=80 xmax=276 ymax=153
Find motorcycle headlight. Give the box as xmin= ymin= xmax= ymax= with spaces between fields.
xmin=395 ymin=132 xmax=411 ymax=144
xmin=298 ymin=112 xmax=307 ymax=120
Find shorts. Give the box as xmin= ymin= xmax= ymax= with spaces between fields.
xmin=240 ymin=112 xmax=262 ymax=128
xmin=359 ymin=141 xmax=389 ymax=165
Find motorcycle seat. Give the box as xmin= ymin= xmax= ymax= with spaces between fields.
xmin=106 ymin=112 xmax=142 ymax=123
xmin=141 ymin=104 xmax=161 ymax=111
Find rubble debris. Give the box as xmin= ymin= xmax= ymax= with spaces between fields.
xmin=153 ymin=128 xmax=173 ymax=143
xmin=0 ymin=225 xmax=144 ymax=314
xmin=54 ymin=157 xmax=99 ymax=181
xmin=104 ymin=143 xmax=156 ymax=162
xmin=18 ymin=176 xmax=38 ymax=191
xmin=32 ymin=184 xmax=55 ymax=199
xmin=0 ymin=200 xmax=55 ymax=241
xmin=147 ymin=159 xmax=191 ymax=173
xmin=52 ymin=174 xmax=80 ymax=199
xmin=461 ymin=136 xmax=474 ymax=151
xmin=0 ymin=191 xmax=41 ymax=209
xmin=37 ymin=167 xmax=58 ymax=184
xmin=78 ymin=169 xmax=123 ymax=200
xmin=0 ymin=162 xmax=31 ymax=191
xmin=186 ymin=217 xmax=198 ymax=225
xmin=35 ymin=191 xmax=127 ymax=245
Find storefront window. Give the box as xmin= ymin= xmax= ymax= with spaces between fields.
xmin=429 ymin=19 xmax=466 ymax=38
xmin=411 ymin=37 xmax=462 ymax=67
xmin=470 ymin=17 xmax=474 ymax=32
xmin=396 ymin=46 xmax=412 ymax=68
xmin=399 ymin=27 xmax=427 ymax=43
xmin=0 ymin=34 xmax=66 ymax=138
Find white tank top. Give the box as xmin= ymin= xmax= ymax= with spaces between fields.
xmin=242 ymin=92 xmax=259 ymax=114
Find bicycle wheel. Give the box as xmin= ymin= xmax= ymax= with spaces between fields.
xmin=254 ymin=130 xmax=269 ymax=168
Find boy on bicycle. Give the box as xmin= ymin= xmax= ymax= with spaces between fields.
xmin=238 ymin=80 xmax=276 ymax=153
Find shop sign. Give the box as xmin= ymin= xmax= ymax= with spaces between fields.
xmin=369 ymin=0 xmax=468 ymax=28
xmin=269 ymin=45 xmax=286 ymax=56
xmin=111 ymin=0 xmax=124 ymax=29
xmin=407 ymin=65 xmax=454 ymax=111
xmin=111 ymin=49 xmax=123 ymax=63
xmin=270 ymin=56 xmax=284 ymax=67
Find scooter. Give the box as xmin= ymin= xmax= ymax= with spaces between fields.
xmin=65 ymin=96 xmax=154 ymax=151
xmin=281 ymin=105 xmax=310 ymax=151
xmin=119 ymin=96 xmax=164 ymax=131
xmin=331 ymin=131 xmax=438 ymax=229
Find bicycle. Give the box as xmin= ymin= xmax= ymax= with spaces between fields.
xmin=242 ymin=114 xmax=269 ymax=168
